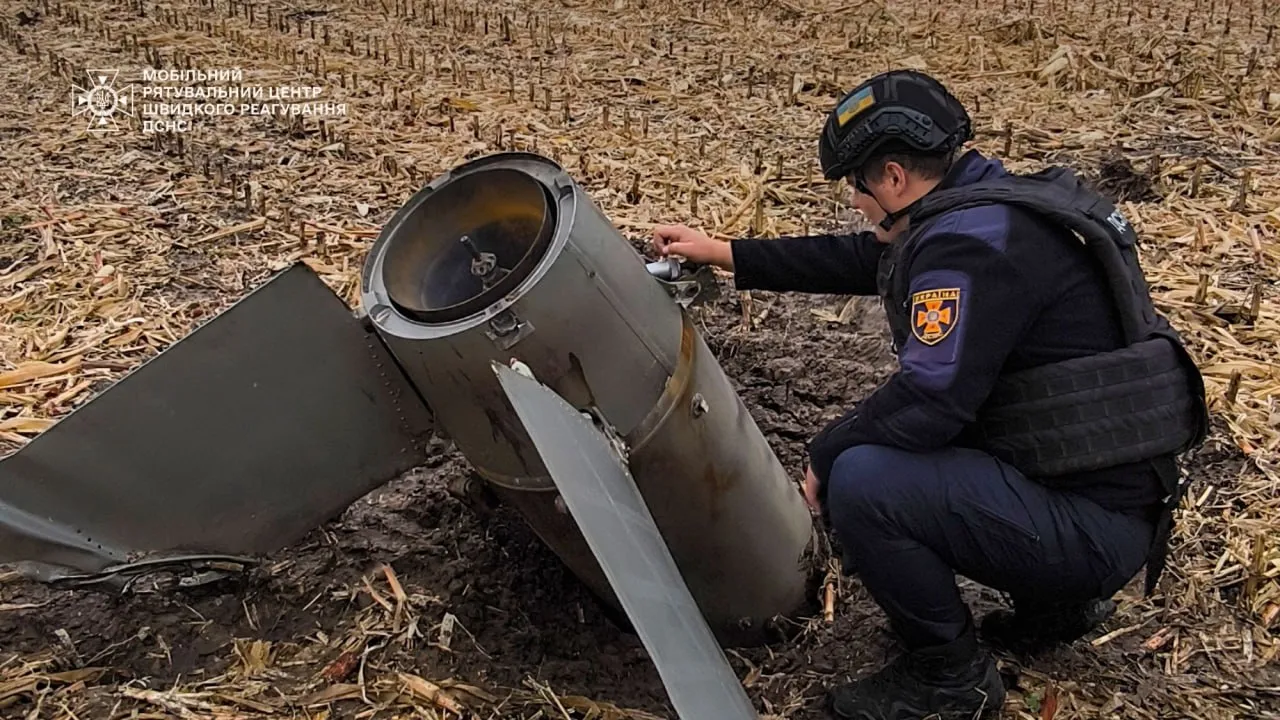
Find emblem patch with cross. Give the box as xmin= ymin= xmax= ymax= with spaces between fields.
xmin=911 ymin=288 xmax=961 ymax=346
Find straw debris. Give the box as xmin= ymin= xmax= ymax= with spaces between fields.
xmin=1 ymin=0 xmax=1278 ymax=716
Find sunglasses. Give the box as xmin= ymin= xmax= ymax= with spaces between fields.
xmin=846 ymin=171 xmax=872 ymax=196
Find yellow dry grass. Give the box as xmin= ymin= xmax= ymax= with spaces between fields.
xmin=0 ymin=0 xmax=1277 ymax=716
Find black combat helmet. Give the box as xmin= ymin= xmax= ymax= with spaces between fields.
xmin=818 ymin=69 xmax=973 ymax=181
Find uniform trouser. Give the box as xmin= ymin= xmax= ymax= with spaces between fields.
xmin=825 ymin=444 xmax=1155 ymax=650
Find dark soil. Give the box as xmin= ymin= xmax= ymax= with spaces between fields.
xmin=1089 ymin=153 xmax=1163 ymax=204
xmin=0 ymin=269 xmax=1261 ymax=719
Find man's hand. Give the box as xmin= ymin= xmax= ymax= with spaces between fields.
xmin=850 ymin=190 xmax=889 ymax=230
xmin=652 ymin=224 xmax=734 ymax=270
xmin=803 ymin=465 xmax=821 ymax=514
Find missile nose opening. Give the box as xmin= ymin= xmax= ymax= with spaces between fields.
xmin=381 ymin=167 xmax=556 ymax=324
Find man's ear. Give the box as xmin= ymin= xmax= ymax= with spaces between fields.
xmin=885 ymin=161 xmax=908 ymax=194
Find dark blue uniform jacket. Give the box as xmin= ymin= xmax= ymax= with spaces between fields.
xmin=729 ymin=149 xmax=1164 ymax=517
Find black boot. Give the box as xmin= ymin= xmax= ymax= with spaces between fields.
xmin=979 ymin=597 xmax=1116 ymax=655
xmin=827 ymin=624 xmax=1005 ymax=720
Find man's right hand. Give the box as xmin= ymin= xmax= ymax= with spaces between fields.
xmin=652 ymin=224 xmax=734 ymax=271
xmin=803 ymin=465 xmax=821 ymax=514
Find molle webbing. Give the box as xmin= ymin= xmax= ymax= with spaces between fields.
xmin=972 ymin=337 xmax=1201 ymax=477
xmin=901 ymin=166 xmax=1209 ymax=478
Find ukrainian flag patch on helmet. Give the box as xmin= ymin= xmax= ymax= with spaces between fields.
xmin=836 ymin=86 xmax=876 ymax=127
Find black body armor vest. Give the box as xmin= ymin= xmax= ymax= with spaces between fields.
xmin=876 ymin=166 xmax=1209 ymax=482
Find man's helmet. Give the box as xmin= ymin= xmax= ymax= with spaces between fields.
xmin=818 ymin=70 xmax=973 ymax=181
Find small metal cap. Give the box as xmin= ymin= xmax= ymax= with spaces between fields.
xmin=645 ymin=257 xmax=682 ymax=281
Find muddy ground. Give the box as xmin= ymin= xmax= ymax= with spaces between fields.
xmin=1 ymin=259 xmax=1266 ymax=719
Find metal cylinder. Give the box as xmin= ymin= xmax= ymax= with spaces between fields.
xmin=360 ymin=152 xmax=814 ymax=645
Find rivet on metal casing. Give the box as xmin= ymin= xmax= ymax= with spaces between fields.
xmin=691 ymin=393 xmax=709 ymax=418
xmin=490 ymin=310 xmax=518 ymax=335
xmin=485 ymin=309 xmax=535 ymax=351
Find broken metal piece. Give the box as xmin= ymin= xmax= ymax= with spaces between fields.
xmin=647 ymin=259 xmax=721 ymax=309
xmin=0 ymin=263 xmax=434 ymax=582
xmin=43 ymin=553 xmax=256 ymax=591
xmin=494 ymin=362 xmax=757 ymax=720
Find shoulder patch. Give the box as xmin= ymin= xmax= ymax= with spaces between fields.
xmin=911 ymin=288 xmax=960 ymax=346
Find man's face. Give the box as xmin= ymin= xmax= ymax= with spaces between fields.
xmin=847 ymin=175 xmax=887 ymax=227
xmin=847 ymin=161 xmax=911 ymax=216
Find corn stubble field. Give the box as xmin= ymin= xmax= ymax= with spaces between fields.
xmin=0 ymin=0 xmax=1278 ymax=716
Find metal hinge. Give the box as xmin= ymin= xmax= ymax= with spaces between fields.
xmin=645 ymin=258 xmax=721 ymax=308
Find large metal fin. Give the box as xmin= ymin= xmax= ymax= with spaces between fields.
xmin=493 ymin=362 xmax=757 ymax=720
xmin=0 ymin=263 xmax=434 ymax=583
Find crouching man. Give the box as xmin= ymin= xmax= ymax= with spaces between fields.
xmin=652 ymin=69 xmax=1207 ymax=719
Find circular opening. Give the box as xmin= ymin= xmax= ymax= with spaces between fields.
xmin=381 ymin=167 xmax=556 ymax=324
